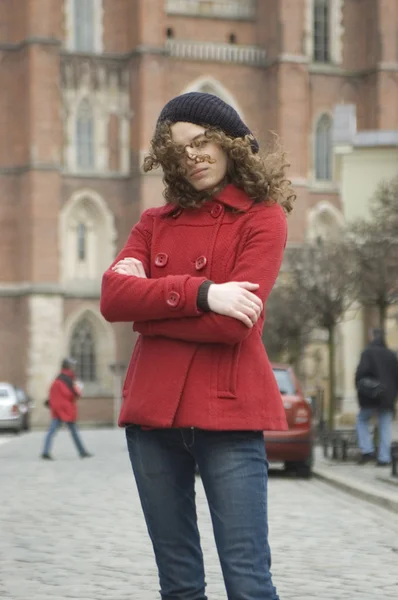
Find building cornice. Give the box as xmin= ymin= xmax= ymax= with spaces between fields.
xmin=62 ymin=171 xmax=132 ymax=180
xmin=0 ymin=37 xmax=61 ymax=51
xmin=0 ymin=164 xmax=133 ymax=179
xmin=59 ymin=46 xmax=168 ymax=63
xmin=0 ymin=282 xmax=101 ymax=299
xmin=165 ymin=0 xmax=256 ymax=20
xmin=278 ymin=53 xmax=309 ymax=65
xmin=0 ymin=164 xmax=60 ymax=175
xmin=58 ymin=50 xmax=398 ymax=77
xmin=352 ymin=131 xmax=398 ymax=148
xmin=309 ymin=62 xmax=398 ymax=78
xmin=0 ymin=283 xmax=62 ymax=297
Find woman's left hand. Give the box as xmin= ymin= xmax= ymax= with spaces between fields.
xmin=112 ymin=257 xmax=147 ymax=278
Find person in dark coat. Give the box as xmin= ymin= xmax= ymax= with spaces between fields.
xmin=101 ymin=92 xmax=295 ymax=600
xmin=41 ymin=358 xmax=92 ymax=460
xmin=355 ymin=328 xmax=398 ymax=466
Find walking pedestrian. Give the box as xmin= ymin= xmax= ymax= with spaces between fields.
xmin=41 ymin=358 xmax=93 ymax=460
xmin=355 ymin=328 xmax=398 ymax=466
xmin=101 ymin=92 xmax=295 ymax=600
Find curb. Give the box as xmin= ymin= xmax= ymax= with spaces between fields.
xmin=313 ymin=467 xmax=398 ymax=514
xmin=375 ymin=475 xmax=398 ymax=489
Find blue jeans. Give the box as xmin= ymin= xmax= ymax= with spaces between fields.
xmin=126 ymin=426 xmax=279 ymax=600
xmin=356 ymin=408 xmax=393 ymax=462
xmin=43 ymin=418 xmax=87 ymax=457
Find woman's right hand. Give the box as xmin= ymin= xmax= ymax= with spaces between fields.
xmin=207 ymin=282 xmax=263 ymax=328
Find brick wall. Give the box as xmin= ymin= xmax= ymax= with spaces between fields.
xmin=0 ymin=0 xmax=397 ymax=423
xmin=77 ymin=396 xmax=114 ymax=425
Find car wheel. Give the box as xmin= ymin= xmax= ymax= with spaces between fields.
xmin=285 ymin=445 xmax=313 ymax=479
xmin=23 ymin=415 xmax=31 ymax=431
xmin=295 ymin=459 xmax=313 ymax=478
xmin=284 ymin=461 xmax=297 ymax=473
xmin=285 ymin=459 xmax=312 ymax=478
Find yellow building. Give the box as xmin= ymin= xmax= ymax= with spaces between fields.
xmin=333 ymin=104 xmax=398 ymax=418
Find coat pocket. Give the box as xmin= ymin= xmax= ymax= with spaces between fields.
xmin=122 ymin=337 xmax=142 ymax=398
xmin=217 ymin=343 xmax=241 ymax=399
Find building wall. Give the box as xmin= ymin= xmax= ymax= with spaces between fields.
xmin=336 ymin=143 xmax=398 ymax=415
xmin=340 ymin=147 xmax=398 ymax=222
xmin=0 ymin=0 xmax=397 ymax=424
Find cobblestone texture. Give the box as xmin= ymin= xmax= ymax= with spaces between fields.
xmin=1 ymin=429 xmax=398 ymax=599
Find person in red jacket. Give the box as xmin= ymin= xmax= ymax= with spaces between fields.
xmin=41 ymin=358 xmax=92 ymax=460
xmin=101 ymin=93 xmax=295 ymax=600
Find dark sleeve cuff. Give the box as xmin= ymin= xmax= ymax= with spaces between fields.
xmin=196 ymin=280 xmax=214 ymax=312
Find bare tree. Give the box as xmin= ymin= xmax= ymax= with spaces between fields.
xmin=371 ymin=176 xmax=398 ymax=237
xmin=262 ymin=277 xmax=314 ymax=371
xmin=349 ymin=177 xmax=398 ymax=328
xmin=287 ymin=237 xmax=357 ymax=430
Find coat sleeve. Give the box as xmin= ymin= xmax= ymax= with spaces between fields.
xmin=133 ymin=204 xmax=287 ymax=345
xmin=355 ymin=351 xmax=370 ymax=385
xmin=100 ymin=210 xmax=207 ymax=323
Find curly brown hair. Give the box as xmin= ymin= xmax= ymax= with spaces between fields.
xmin=143 ymin=122 xmax=295 ymax=213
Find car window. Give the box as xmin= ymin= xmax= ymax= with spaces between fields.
xmin=0 ymin=388 xmax=10 ymax=399
xmin=273 ymin=369 xmax=295 ymax=395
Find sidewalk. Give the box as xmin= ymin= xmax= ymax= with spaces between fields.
xmin=313 ymin=419 xmax=398 ymax=513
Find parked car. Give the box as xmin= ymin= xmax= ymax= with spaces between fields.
xmin=264 ymin=364 xmax=313 ymax=477
xmin=15 ymin=388 xmax=33 ymax=431
xmin=0 ymin=383 xmax=33 ymax=433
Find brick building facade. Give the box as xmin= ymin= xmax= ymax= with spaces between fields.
xmin=0 ymin=0 xmax=397 ymax=425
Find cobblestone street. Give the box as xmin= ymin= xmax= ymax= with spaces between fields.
xmin=1 ymin=429 xmax=397 ymax=600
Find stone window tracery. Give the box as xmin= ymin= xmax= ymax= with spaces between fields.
xmin=70 ymin=318 xmax=97 ymax=383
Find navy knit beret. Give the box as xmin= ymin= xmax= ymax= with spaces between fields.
xmin=157 ymin=92 xmax=259 ymax=153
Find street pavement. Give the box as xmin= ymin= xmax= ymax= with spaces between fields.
xmin=314 ymin=445 xmax=398 ymax=513
xmin=313 ymin=419 xmax=398 ymax=513
xmin=1 ymin=429 xmax=398 ymax=600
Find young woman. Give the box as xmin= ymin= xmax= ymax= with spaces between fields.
xmin=101 ymin=92 xmax=295 ymax=600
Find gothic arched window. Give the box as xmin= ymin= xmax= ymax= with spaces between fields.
xmin=77 ymin=223 xmax=87 ymax=261
xmin=315 ymin=114 xmax=333 ymax=181
xmin=74 ymin=0 xmax=94 ymax=52
xmin=70 ymin=319 xmax=97 ymax=383
xmin=313 ymin=0 xmax=330 ymax=63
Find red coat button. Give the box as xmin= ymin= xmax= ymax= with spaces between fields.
xmin=211 ymin=203 xmax=223 ymax=218
xmin=195 ymin=256 xmax=207 ymax=270
xmin=155 ymin=253 xmax=168 ymax=267
xmin=167 ymin=291 xmax=180 ymax=307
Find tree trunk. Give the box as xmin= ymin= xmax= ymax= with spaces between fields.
xmin=327 ymin=324 xmax=336 ymax=432
xmin=378 ymin=302 xmax=387 ymax=330
xmin=290 ymin=334 xmax=302 ymax=374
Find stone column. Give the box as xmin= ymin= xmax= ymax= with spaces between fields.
xmin=27 ymin=295 xmax=64 ymax=426
xmin=341 ymin=305 xmax=364 ymax=417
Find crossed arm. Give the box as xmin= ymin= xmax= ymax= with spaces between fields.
xmin=101 ymin=206 xmax=287 ymax=345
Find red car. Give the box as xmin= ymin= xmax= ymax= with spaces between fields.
xmin=264 ymin=364 xmax=313 ymax=477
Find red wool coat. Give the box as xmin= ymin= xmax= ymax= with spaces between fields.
xmin=49 ymin=369 xmax=80 ymax=422
xmin=101 ymin=184 xmax=288 ymax=431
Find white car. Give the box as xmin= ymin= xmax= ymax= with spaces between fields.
xmin=0 ymin=383 xmax=24 ymax=433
